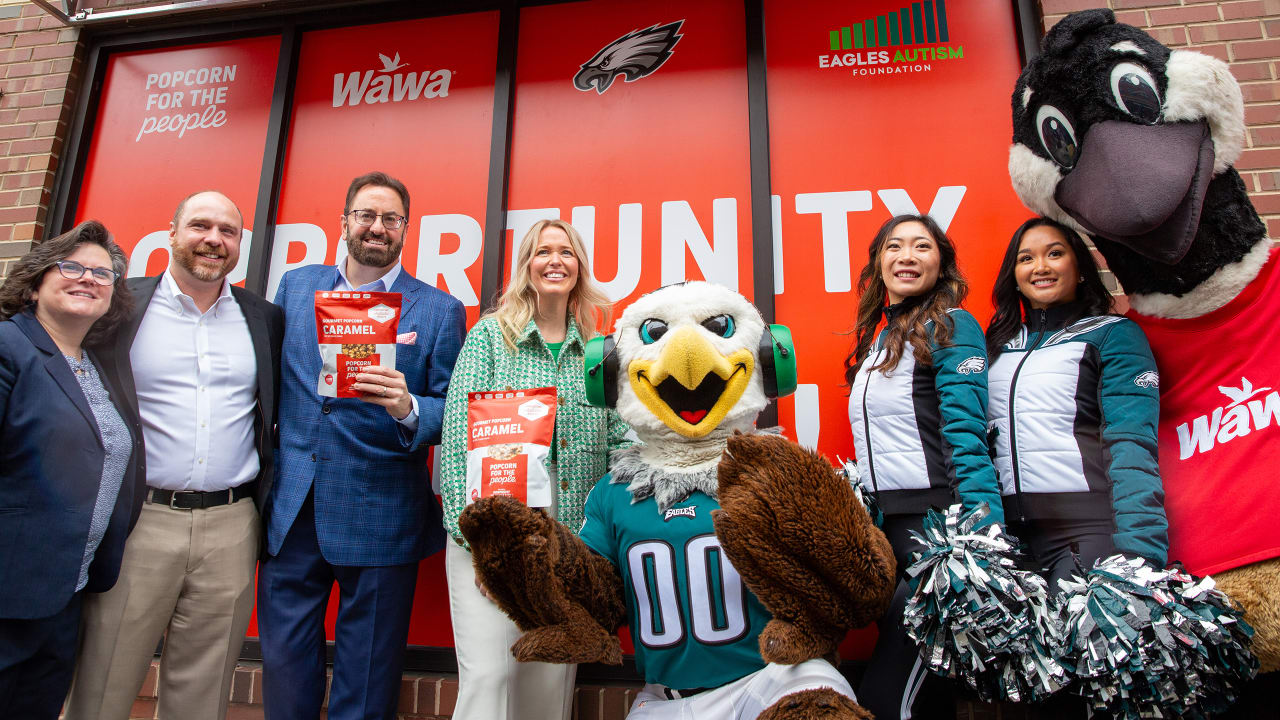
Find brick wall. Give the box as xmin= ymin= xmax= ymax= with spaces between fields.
xmin=1038 ymin=0 xmax=1280 ymax=242
xmin=0 ymin=0 xmax=81 ymax=279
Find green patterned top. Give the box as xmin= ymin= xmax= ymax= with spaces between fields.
xmin=439 ymin=316 xmax=633 ymax=543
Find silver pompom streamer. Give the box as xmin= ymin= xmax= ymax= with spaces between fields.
xmin=903 ymin=503 xmax=1069 ymax=702
xmin=1058 ymin=554 xmax=1257 ymax=718
xmin=837 ymin=457 xmax=882 ymax=528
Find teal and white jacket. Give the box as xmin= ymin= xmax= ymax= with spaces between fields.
xmin=987 ymin=303 xmax=1168 ymax=565
xmin=849 ymin=305 xmax=1003 ymax=524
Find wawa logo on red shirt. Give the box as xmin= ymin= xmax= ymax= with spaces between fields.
xmin=1177 ymin=377 xmax=1280 ymax=460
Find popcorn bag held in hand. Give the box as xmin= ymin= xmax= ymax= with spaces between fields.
xmin=465 ymin=387 xmax=557 ymax=507
xmin=315 ymin=291 xmax=402 ymax=397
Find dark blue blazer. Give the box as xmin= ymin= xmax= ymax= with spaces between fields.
xmin=268 ymin=265 xmax=466 ymax=566
xmin=0 ymin=310 xmax=144 ymax=619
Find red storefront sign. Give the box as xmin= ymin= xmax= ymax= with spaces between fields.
xmin=74 ymin=36 xmax=281 ymax=279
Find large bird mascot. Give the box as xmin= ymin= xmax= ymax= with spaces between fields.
xmin=1008 ymin=6 xmax=1279 ymax=700
xmin=458 ymin=282 xmax=896 ymax=719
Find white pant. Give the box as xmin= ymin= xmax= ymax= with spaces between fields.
xmin=628 ymin=659 xmax=856 ymax=720
xmin=445 ymin=540 xmax=576 ymax=720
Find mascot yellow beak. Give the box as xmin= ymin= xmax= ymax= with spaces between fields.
xmin=627 ymin=326 xmax=754 ymax=438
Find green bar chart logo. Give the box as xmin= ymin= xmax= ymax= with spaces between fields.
xmin=817 ymin=0 xmax=963 ymax=78
xmin=829 ymin=0 xmax=949 ymax=50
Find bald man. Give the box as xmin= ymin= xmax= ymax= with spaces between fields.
xmin=66 ymin=191 xmax=284 ymax=720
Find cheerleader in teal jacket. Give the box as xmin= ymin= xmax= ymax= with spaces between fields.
xmin=985 ymin=217 xmax=1168 ymax=587
xmin=845 ymin=214 xmax=1003 ymax=720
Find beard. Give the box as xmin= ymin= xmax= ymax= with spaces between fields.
xmin=345 ymin=228 xmax=403 ymax=269
xmin=173 ymin=241 xmax=235 ymax=282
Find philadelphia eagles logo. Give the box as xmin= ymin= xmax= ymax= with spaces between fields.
xmin=573 ymin=20 xmax=684 ymax=94
xmin=1135 ymin=371 xmax=1160 ymax=389
xmin=957 ymin=356 xmax=986 ymax=375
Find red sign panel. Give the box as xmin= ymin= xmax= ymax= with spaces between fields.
xmin=74 ymin=36 xmax=281 ymax=280
xmin=506 ymin=0 xmax=753 ymax=317
xmin=268 ymin=12 xmax=498 ymax=328
xmin=263 ymin=11 xmax=499 ymax=648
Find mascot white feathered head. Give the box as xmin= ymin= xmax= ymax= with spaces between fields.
xmin=593 ymin=281 xmax=793 ymax=474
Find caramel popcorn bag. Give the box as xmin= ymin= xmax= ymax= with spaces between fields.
xmin=314 ymin=291 xmax=402 ymax=398
xmin=465 ymin=387 xmax=557 ymax=507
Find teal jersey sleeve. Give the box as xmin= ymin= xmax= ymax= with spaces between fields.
xmin=578 ymin=474 xmax=617 ymax=562
xmin=1097 ymin=319 xmax=1168 ymax=565
xmin=932 ymin=310 xmax=1004 ymax=526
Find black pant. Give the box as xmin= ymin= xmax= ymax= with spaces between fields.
xmin=0 ymin=591 xmax=83 ymax=720
xmin=856 ymin=513 xmax=956 ymax=720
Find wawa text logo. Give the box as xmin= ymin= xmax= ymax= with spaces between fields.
xmin=332 ymin=52 xmax=452 ymax=108
xmin=1176 ymin=377 xmax=1279 ymax=460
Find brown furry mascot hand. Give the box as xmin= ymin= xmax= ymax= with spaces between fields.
xmin=458 ymin=496 xmax=626 ymax=665
xmin=713 ymin=433 xmax=897 ymax=664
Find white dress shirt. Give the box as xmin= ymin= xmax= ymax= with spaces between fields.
xmin=334 ymin=260 xmax=418 ymax=429
xmin=131 ymin=271 xmax=259 ymax=491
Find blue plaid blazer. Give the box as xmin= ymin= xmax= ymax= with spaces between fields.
xmin=268 ymin=264 xmax=466 ymax=566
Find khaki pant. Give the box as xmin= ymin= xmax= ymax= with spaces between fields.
xmin=65 ymin=497 xmax=260 ymax=720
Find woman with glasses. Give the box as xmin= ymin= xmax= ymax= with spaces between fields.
xmin=0 ymin=220 xmax=144 ymax=719
xmin=439 ymin=219 xmax=631 ymax=720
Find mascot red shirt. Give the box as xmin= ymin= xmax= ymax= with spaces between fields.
xmin=1132 ymin=247 xmax=1280 ymax=576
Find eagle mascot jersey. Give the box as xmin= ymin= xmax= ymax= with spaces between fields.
xmin=458 ymin=282 xmax=896 ymax=720
xmin=1007 ymin=8 xmax=1280 ymax=675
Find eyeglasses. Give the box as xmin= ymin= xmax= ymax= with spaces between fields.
xmin=54 ymin=260 xmax=119 ymax=286
xmin=346 ymin=210 xmax=407 ymax=230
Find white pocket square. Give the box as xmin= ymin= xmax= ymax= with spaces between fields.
xmin=396 ymin=332 xmax=418 ymax=345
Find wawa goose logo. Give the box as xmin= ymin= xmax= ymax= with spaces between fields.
xmin=332 ymin=52 xmax=452 ymax=107
xmin=573 ymin=20 xmax=684 ymax=94
xmin=1176 ymin=377 xmax=1279 ymax=460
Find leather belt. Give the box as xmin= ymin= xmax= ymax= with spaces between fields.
xmin=147 ymin=484 xmax=255 ymax=510
xmin=662 ymin=686 xmax=711 ymax=700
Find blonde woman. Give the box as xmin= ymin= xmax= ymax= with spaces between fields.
xmin=439 ymin=219 xmax=631 ymax=720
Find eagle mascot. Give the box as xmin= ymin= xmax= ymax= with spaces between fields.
xmin=458 ymin=282 xmax=896 ymax=719
xmin=1008 ymin=7 xmax=1278 ymax=708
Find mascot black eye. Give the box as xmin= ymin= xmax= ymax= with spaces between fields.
xmin=640 ymin=318 xmax=668 ymax=344
xmin=1109 ymin=62 xmax=1161 ymax=124
xmin=700 ymin=314 xmax=735 ymax=338
xmin=1034 ymin=105 xmax=1079 ymax=169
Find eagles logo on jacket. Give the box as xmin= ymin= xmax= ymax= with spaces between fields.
xmin=986 ymin=303 xmax=1168 ymax=565
xmin=848 ymin=304 xmax=1003 ymax=523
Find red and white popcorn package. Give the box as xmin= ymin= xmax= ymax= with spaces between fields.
xmin=314 ymin=291 xmax=401 ymax=398
xmin=465 ymin=387 xmax=557 ymax=507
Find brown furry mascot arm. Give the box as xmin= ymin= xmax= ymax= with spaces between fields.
xmin=713 ymin=433 xmax=897 ymax=664
xmin=458 ymin=496 xmax=626 ymax=665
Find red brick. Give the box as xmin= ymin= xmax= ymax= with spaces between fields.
xmin=397 ymin=677 xmax=417 ymax=712
xmin=1191 ymin=21 xmax=1264 ymax=43
xmin=15 ymin=17 xmax=41 ymax=32
xmin=0 ymin=124 xmax=33 ymax=140
xmin=21 ymin=4 xmax=43 ymax=17
xmin=415 ymin=677 xmax=437 ymax=712
xmin=1238 ymin=147 xmax=1280 ymax=170
xmin=1113 ymin=0 xmax=1174 ymax=9
xmin=9 ymin=137 xmax=53 ymax=155
xmin=1187 ymin=42 xmax=1230 ymax=61
xmin=33 ymin=120 xmax=58 ymax=137
xmin=1039 ymin=0 xmax=1106 ymax=13
xmin=31 ymin=43 xmax=77 ymax=61
xmin=1230 ymin=60 xmax=1274 ymax=81
xmin=1241 ymin=81 xmax=1280 ymax=102
xmin=129 ymin=697 xmax=156 ymax=720
xmin=437 ymin=678 xmax=457 ymax=715
xmin=32 ymin=73 xmax=69 ymax=90
xmin=1114 ymin=10 xmax=1149 ymax=26
xmin=12 ymin=223 xmax=37 ymax=242
xmin=1149 ymin=26 xmax=1188 ymax=46
xmin=576 ymin=686 xmax=603 ymax=720
xmin=1267 ymin=217 xmax=1280 ymax=237
xmin=1267 ymin=19 xmax=1280 ymax=36
xmin=0 ymin=47 xmax=33 ymax=63
xmin=1247 ymin=103 xmax=1280 ymax=124
xmin=1222 ymin=0 xmax=1270 ymax=20
xmin=229 ymin=667 xmax=252 ymax=704
xmin=1252 ymin=192 xmax=1280 ymax=214
xmin=43 ymin=88 xmax=67 ymax=105
xmin=17 ymin=103 xmax=62 ymax=121
xmin=0 ymin=226 xmax=12 ymax=243
xmin=224 ymin=704 xmax=264 ymax=720
xmin=602 ymin=686 xmax=631 ymax=720
xmin=1257 ymin=171 xmax=1280 ymax=190
xmin=0 ymin=206 xmax=38 ymax=224
xmin=51 ymin=57 xmax=75 ymax=73
xmin=17 ymin=188 xmax=44 ymax=206
xmin=14 ymin=30 xmax=59 ymax=48
xmin=1252 ymin=126 xmax=1280 ymax=146
xmin=1149 ymin=5 xmax=1221 ymax=25
xmin=1234 ymin=38 xmax=1280 ymax=60
xmin=2 ymin=171 xmax=46 ymax=190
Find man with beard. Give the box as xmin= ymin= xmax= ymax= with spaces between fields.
xmin=257 ymin=171 xmax=466 ymax=720
xmin=65 ymin=191 xmax=285 ymax=720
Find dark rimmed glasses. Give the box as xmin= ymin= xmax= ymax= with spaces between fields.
xmin=346 ymin=210 xmax=407 ymax=230
xmin=54 ymin=260 xmax=119 ymax=286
